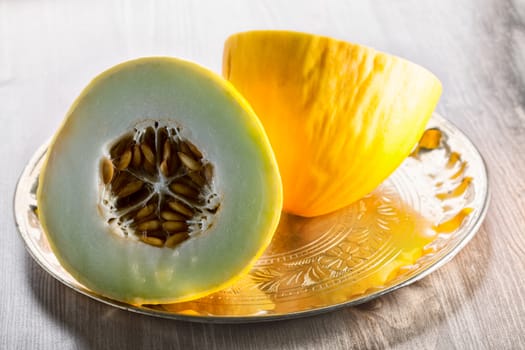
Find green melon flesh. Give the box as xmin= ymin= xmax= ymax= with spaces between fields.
xmin=37 ymin=57 xmax=282 ymax=305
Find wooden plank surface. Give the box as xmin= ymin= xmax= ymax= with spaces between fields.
xmin=1 ymin=0 xmax=524 ymax=349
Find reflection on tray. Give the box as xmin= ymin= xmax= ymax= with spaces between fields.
xmin=158 ymin=126 xmax=477 ymax=316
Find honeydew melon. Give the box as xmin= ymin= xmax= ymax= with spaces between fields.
xmin=37 ymin=57 xmax=283 ymax=305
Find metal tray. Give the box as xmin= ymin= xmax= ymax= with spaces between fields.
xmin=14 ymin=114 xmax=489 ymax=323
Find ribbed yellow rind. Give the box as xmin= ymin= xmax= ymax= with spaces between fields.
xmin=223 ymin=30 xmax=441 ymax=217
xmin=37 ymin=57 xmax=282 ymax=304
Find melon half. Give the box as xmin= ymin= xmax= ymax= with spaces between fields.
xmin=223 ymin=30 xmax=442 ymax=217
xmin=37 ymin=57 xmax=283 ymax=305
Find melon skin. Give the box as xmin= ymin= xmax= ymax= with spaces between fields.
xmin=37 ymin=57 xmax=282 ymax=305
xmin=223 ymin=30 xmax=442 ymax=217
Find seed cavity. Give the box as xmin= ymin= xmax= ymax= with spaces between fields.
xmin=99 ymin=122 xmax=219 ymax=248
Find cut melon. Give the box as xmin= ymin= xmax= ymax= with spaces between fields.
xmin=223 ymin=30 xmax=442 ymax=217
xmin=37 ymin=57 xmax=283 ymax=305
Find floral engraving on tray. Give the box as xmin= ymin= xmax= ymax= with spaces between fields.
xmin=204 ymin=126 xmax=476 ymax=304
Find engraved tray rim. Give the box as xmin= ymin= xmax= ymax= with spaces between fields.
xmin=13 ymin=114 xmax=490 ymax=323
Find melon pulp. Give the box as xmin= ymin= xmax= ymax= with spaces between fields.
xmin=223 ymin=30 xmax=442 ymax=217
xmin=37 ymin=57 xmax=283 ymax=305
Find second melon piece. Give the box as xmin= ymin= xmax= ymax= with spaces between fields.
xmin=223 ymin=30 xmax=442 ymax=217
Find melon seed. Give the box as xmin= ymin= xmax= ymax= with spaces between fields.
xmin=163 ymin=139 xmax=172 ymax=161
xmin=203 ymin=163 xmax=213 ymax=182
xmin=185 ymin=141 xmax=203 ymax=159
xmin=132 ymin=145 xmax=142 ymax=168
xmin=170 ymin=182 xmax=199 ymax=199
xmin=162 ymin=221 xmax=188 ymax=232
xmin=160 ymin=211 xmax=186 ymax=221
xmin=140 ymin=143 xmax=155 ymax=165
xmin=117 ymin=149 xmax=132 ymax=170
xmin=165 ymin=233 xmax=189 ymax=248
xmin=136 ymin=204 xmax=156 ymax=219
xmin=167 ymin=200 xmax=194 ymax=217
xmin=137 ymin=220 xmax=161 ymax=231
xmin=140 ymin=236 xmax=164 ymax=247
xmin=178 ymin=152 xmax=201 ymax=171
xmin=101 ymin=158 xmax=114 ymax=184
xmin=117 ymin=180 xmax=143 ymax=198
xmin=187 ymin=171 xmax=206 ymax=187
xmin=160 ymin=159 xmax=169 ymax=177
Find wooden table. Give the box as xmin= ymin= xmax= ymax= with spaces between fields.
xmin=2 ymin=0 xmax=524 ymax=348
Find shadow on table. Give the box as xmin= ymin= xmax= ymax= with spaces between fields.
xmin=25 ymin=225 xmax=491 ymax=350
